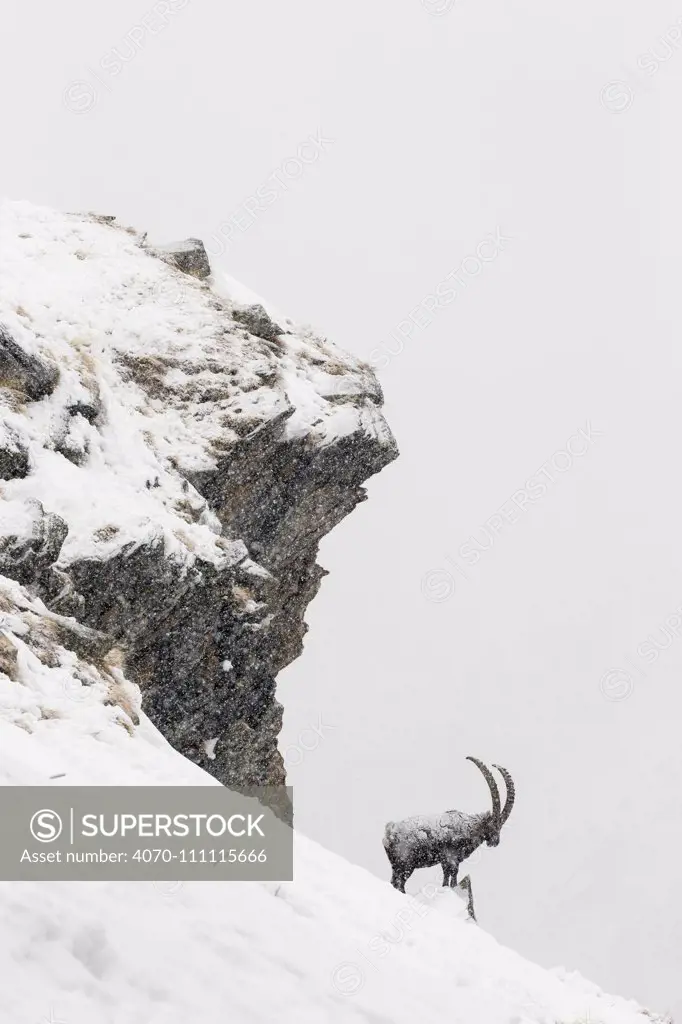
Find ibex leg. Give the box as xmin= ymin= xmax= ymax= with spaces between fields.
xmin=441 ymin=852 xmax=459 ymax=888
xmin=390 ymin=867 xmax=408 ymax=893
xmin=457 ymin=874 xmax=476 ymax=921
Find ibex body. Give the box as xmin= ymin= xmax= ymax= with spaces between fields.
xmin=382 ymin=757 xmax=515 ymax=897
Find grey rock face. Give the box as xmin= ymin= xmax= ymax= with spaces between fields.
xmin=148 ymin=237 xmax=212 ymax=280
xmin=0 ymin=429 xmax=30 ymax=480
xmin=231 ymin=304 xmax=284 ymax=344
xmin=0 ymin=324 xmax=59 ymax=400
xmin=61 ymin=418 xmax=394 ymax=794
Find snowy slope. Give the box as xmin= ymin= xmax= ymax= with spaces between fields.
xmin=0 ymin=576 xmax=667 ymax=1024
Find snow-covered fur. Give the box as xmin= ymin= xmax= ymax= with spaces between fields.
xmin=383 ymin=809 xmax=499 ymax=893
xmin=383 ymin=757 xmax=514 ymax=893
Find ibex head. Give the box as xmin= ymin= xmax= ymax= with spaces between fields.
xmin=466 ymin=756 xmax=516 ymax=847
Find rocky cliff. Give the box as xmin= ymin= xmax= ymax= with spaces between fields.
xmin=0 ymin=200 xmax=397 ymax=792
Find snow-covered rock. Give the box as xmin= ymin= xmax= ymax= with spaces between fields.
xmin=0 ymin=200 xmax=397 ymax=792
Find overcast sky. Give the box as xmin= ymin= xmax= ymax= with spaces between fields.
xmin=3 ymin=0 xmax=682 ymax=1016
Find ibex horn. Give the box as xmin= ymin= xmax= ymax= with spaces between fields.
xmin=466 ymin=756 xmax=501 ymax=823
xmin=492 ymin=764 xmax=516 ymax=826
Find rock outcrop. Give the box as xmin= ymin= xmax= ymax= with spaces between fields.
xmin=0 ymin=323 xmax=59 ymax=401
xmin=146 ymin=237 xmax=212 ymax=280
xmin=0 ymin=201 xmax=397 ymax=794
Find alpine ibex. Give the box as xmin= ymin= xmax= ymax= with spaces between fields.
xmin=382 ymin=757 xmax=515 ymax=916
